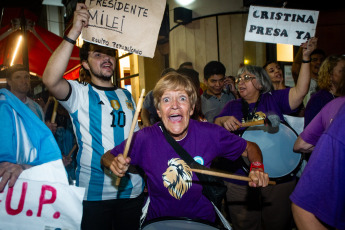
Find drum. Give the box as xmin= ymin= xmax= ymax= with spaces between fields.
xmin=241 ymin=122 xmax=302 ymax=181
xmin=141 ymin=217 xmax=220 ymax=230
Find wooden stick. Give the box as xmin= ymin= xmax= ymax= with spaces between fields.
xmin=67 ymin=144 xmax=77 ymax=158
xmin=115 ymin=89 xmax=145 ymax=186
xmin=50 ymin=97 xmax=58 ymax=123
xmin=189 ymin=168 xmax=276 ymax=185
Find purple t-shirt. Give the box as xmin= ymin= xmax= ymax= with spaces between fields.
xmin=290 ymin=104 xmax=345 ymax=230
xmin=215 ymin=88 xmax=293 ymax=123
xmin=301 ymin=96 xmax=345 ymax=146
xmin=214 ymin=89 xmax=294 ymax=183
xmin=110 ymin=119 xmax=246 ymax=223
xmin=304 ymin=89 xmax=334 ymax=128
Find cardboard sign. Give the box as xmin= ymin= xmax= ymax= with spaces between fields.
xmin=0 ymin=160 xmax=85 ymax=230
xmin=245 ymin=6 xmax=319 ymax=46
xmin=82 ymin=0 xmax=166 ymax=58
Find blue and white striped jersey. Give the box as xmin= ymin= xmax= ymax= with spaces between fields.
xmin=59 ymin=80 xmax=144 ymax=201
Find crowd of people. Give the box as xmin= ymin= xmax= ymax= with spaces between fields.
xmin=1 ymin=2 xmax=344 ymax=230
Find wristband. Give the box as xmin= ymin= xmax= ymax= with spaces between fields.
xmin=63 ymin=35 xmax=76 ymax=45
xmin=250 ymin=161 xmax=264 ymax=171
xmin=302 ymin=59 xmax=311 ymax=63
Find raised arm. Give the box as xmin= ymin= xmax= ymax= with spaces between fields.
xmin=42 ymin=3 xmax=89 ymax=100
xmin=288 ymin=37 xmax=318 ymax=110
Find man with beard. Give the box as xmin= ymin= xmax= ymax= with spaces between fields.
xmin=42 ymin=3 xmax=145 ymax=230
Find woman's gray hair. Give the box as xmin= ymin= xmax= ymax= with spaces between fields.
xmin=237 ymin=65 xmax=273 ymax=93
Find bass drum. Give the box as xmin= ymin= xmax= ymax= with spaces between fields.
xmin=141 ymin=217 xmax=221 ymax=230
xmin=241 ymin=122 xmax=302 ymax=181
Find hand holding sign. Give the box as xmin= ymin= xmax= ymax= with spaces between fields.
xmin=69 ymin=3 xmax=90 ymax=41
xmin=82 ymin=0 xmax=166 ymax=58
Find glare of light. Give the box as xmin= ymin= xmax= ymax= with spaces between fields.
xmin=244 ymin=59 xmax=250 ymax=65
xmin=10 ymin=35 xmax=22 ymax=66
xmin=175 ymin=0 xmax=195 ymax=6
xmin=277 ymin=44 xmax=293 ymax=62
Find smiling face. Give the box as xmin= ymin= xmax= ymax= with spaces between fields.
xmin=236 ymin=72 xmax=261 ymax=103
xmin=82 ymin=44 xmax=116 ymax=81
xmin=204 ymin=74 xmax=225 ymax=97
xmin=157 ymin=90 xmax=194 ymax=140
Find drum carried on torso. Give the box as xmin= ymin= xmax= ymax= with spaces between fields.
xmin=141 ymin=217 xmax=221 ymax=230
xmin=240 ymin=122 xmax=302 ymax=182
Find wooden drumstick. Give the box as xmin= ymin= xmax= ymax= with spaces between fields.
xmin=51 ymin=97 xmax=58 ymax=123
xmin=115 ymin=89 xmax=145 ymax=186
xmin=189 ymin=168 xmax=276 ymax=185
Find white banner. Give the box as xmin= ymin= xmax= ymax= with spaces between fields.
xmin=82 ymin=0 xmax=166 ymax=58
xmin=0 ymin=160 xmax=85 ymax=230
xmin=245 ymin=6 xmax=319 ymax=46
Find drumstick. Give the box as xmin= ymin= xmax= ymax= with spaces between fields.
xmin=67 ymin=144 xmax=77 ymax=158
xmin=115 ymin=89 xmax=145 ymax=186
xmin=189 ymin=168 xmax=276 ymax=185
xmin=51 ymin=97 xmax=58 ymax=123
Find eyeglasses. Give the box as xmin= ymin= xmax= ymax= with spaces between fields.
xmin=235 ymin=75 xmax=256 ymax=84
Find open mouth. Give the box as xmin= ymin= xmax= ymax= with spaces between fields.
xmin=169 ymin=114 xmax=182 ymax=122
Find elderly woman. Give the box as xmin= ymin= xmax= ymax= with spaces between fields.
xmin=304 ymin=54 xmax=345 ymax=127
xmin=103 ymin=72 xmax=268 ymax=227
xmin=214 ymin=38 xmax=317 ymax=230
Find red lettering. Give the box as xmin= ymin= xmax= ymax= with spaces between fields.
xmin=37 ymin=185 xmax=57 ymax=217
xmin=6 ymin=182 xmax=28 ymax=215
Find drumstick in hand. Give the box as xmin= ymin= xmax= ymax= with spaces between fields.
xmin=115 ymin=89 xmax=145 ymax=186
xmin=189 ymin=168 xmax=276 ymax=185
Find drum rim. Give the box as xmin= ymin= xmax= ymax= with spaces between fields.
xmin=240 ymin=121 xmax=303 ymax=181
xmin=141 ymin=216 xmax=220 ymax=229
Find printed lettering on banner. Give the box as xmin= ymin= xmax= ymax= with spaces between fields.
xmin=245 ymin=6 xmax=319 ymax=46
xmin=82 ymin=0 xmax=166 ymax=58
xmin=0 ymin=161 xmax=85 ymax=230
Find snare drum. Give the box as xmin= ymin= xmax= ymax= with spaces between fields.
xmin=141 ymin=217 xmax=220 ymax=230
xmin=241 ymin=122 xmax=302 ymax=181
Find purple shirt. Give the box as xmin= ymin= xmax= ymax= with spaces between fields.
xmin=110 ymin=119 xmax=246 ymax=222
xmin=301 ymin=96 xmax=345 ymax=146
xmin=214 ymin=89 xmax=294 ymax=183
xmin=215 ymin=88 xmax=293 ymax=123
xmin=304 ymin=89 xmax=335 ymax=128
xmin=290 ymin=103 xmax=345 ymax=230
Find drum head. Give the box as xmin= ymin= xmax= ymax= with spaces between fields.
xmin=241 ymin=123 xmax=301 ymax=179
xmin=142 ymin=217 xmax=220 ymax=230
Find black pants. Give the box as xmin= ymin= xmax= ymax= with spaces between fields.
xmin=81 ymin=193 xmax=145 ymax=230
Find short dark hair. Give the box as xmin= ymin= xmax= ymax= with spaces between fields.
xmin=6 ymin=64 xmax=28 ymax=79
xmin=310 ymin=49 xmax=326 ymax=57
xmin=179 ymin=62 xmax=193 ymax=69
xmin=203 ymin=61 xmax=226 ymax=80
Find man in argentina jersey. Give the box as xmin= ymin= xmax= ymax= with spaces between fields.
xmin=42 ymin=3 xmax=144 ymax=230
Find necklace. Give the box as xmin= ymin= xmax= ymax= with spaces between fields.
xmin=241 ymin=94 xmax=262 ymax=122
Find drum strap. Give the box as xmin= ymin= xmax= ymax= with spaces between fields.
xmin=241 ymin=94 xmax=262 ymax=121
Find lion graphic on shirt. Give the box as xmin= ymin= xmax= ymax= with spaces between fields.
xmin=162 ymin=158 xmax=193 ymax=200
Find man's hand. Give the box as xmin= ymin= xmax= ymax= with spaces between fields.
xmin=0 ymin=162 xmax=28 ymax=192
xmin=68 ymin=3 xmax=90 ymax=41
xmin=109 ymin=154 xmax=131 ymax=177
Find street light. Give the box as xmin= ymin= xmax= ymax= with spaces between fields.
xmin=10 ymin=35 xmax=22 ymax=66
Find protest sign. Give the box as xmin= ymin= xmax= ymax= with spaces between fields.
xmin=82 ymin=0 xmax=166 ymax=58
xmin=0 ymin=160 xmax=85 ymax=230
xmin=245 ymin=6 xmax=319 ymax=46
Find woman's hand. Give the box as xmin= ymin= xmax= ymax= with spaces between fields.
xmin=248 ymin=168 xmax=269 ymax=187
xmin=215 ymin=116 xmax=242 ymax=131
xmin=302 ymin=37 xmax=317 ymax=60
xmin=109 ymin=154 xmax=131 ymax=177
